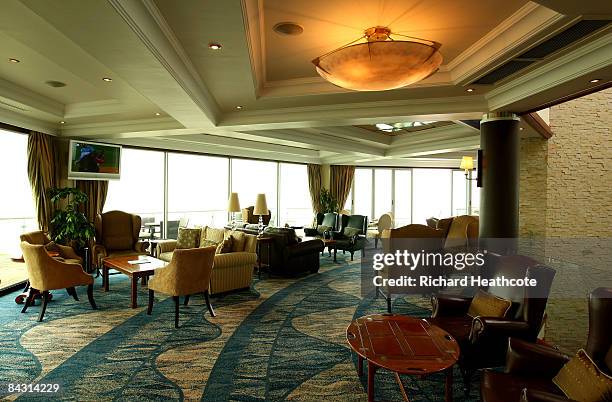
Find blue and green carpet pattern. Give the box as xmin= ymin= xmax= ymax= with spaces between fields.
xmin=0 ymin=252 xmax=480 ymax=401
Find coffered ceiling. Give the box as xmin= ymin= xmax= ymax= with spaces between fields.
xmin=0 ymin=0 xmax=610 ymax=167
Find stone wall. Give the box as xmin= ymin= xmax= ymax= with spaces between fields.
xmin=519 ymin=88 xmax=611 ymax=353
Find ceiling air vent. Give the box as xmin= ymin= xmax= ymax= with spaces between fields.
xmin=473 ymin=20 xmax=610 ymax=85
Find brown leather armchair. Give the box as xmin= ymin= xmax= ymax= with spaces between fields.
xmin=430 ymin=254 xmax=556 ymax=396
xmin=20 ymin=242 xmax=96 ymax=321
xmin=93 ymin=211 xmax=149 ymax=270
xmin=481 ymin=287 xmax=612 ymax=402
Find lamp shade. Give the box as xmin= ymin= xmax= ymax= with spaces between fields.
xmin=227 ymin=192 xmax=240 ymax=212
xmin=254 ymin=193 xmax=268 ymax=215
xmin=460 ymin=156 xmax=474 ymax=171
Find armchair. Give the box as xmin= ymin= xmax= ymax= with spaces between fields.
xmin=262 ymin=227 xmax=324 ymax=276
xmin=241 ymin=206 xmax=271 ymax=225
xmin=481 ymin=287 xmax=612 ymax=402
xmin=436 ymin=215 xmax=479 ymax=249
xmin=331 ymin=214 xmax=368 ymax=260
xmin=147 ymin=246 xmax=216 ymax=328
xmin=20 ymin=230 xmax=83 ymax=264
xmin=20 ymin=242 xmax=96 ymax=321
xmin=93 ymin=211 xmax=149 ymax=270
xmin=430 ymin=254 xmax=556 ymax=396
xmin=304 ymin=212 xmax=338 ymax=237
xmin=366 ymin=212 xmax=394 ymax=248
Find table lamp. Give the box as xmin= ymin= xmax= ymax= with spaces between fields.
xmin=227 ymin=192 xmax=241 ymax=230
xmin=253 ymin=193 xmax=268 ymax=237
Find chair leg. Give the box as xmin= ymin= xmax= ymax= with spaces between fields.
xmin=350 ymin=252 xmax=354 ymax=261
xmin=67 ymin=287 xmax=79 ymax=301
xmin=173 ymin=296 xmax=180 ymax=328
xmin=184 ymin=295 xmax=190 ymax=306
xmin=362 ymin=248 xmax=365 ymax=257
xmin=21 ymin=289 xmax=36 ymax=313
xmin=204 ymin=290 xmax=216 ymax=317
xmin=87 ymin=284 xmax=97 ymax=310
xmin=38 ymin=291 xmax=50 ymax=322
xmin=147 ymin=289 xmax=154 ymax=315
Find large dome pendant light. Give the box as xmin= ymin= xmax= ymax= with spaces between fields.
xmin=312 ymin=26 xmax=443 ymax=91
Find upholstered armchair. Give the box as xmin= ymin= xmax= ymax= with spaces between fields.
xmin=304 ymin=212 xmax=338 ymax=237
xmin=366 ymin=212 xmax=394 ymax=248
xmin=262 ymin=227 xmax=324 ymax=276
xmin=241 ymin=206 xmax=271 ymax=225
xmin=93 ymin=211 xmax=149 ymax=269
xmin=481 ymin=287 xmax=612 ymax=402
xmin=20 ymin=242 xmax=96 ymax=321
xmin=430 ymin=255 xmax=556 ymax=396
xmin=147 ymin=246 xmax=216 ymax=328
xmin=436 ymin=215 xmax=479 ymax=249
xmin=20 ymin=230 xmax=83 ymax=264
xmin=331 ymin=214 xmax=368 ymax=260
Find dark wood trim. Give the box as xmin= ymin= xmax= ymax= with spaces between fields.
xmin=520 ymin=81 xmax=611 ymax=116
xmin=522 ymin=112 xmax=554 ymax=139
xmin=0 ymin=122 xmax=29 ymax=134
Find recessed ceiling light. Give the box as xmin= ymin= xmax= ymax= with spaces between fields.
xmin=59 ymin=121 xmax=65 ymax=124
xmin=235 ymin=105 xmax=243 ymax=110
xmin=519 ymin=127 xmax=524 ymax=131
xmin=102 ymin=77 xmax=112 ymax=82
xmin=208 ymin=43 xmax=222 ymax=50
xmin=8 ymin=58 xmax=20 ymax=63
xmin=466 ymin=88 xmax=474 ymax=92
xmin=45 ymin=80 xmax=67 ymax=88
xmin=155 ymin=112 xmax=161 ymax=116
xmin=273 ymin=22 xmax=304 ymax=36
xmin=589 ymin=78 xmax=601 ymax=83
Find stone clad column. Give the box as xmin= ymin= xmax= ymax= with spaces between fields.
xmin=479 ymin=112 xmax=520 ymax=238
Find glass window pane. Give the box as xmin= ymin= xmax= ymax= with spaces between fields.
xmin=168 ymin=153 xmax=228 ymax=228
xmin=374 ymin=169 xmax=392 ymax=219
xmin=471 ymin=180 xmax=481 ymax=216
xmin=231 ymin=159 xmax=278 ymax=225
xmin=0 ymin=130 xmax=37 ymax=254
xmin=344 ymin=187 xmax=353 ymax=213
xmin=104 ymin=148 xmax=164 ymax=237
xmin=353 ymin=169 xmax=372 ymax=218
xmin=412 ymin=169 xmax=452 ymax=224
xmin=452 ymin=170 xmax=468 ymax=216
xmin=394 ymin=169 xmax=411 ymax=227
xmin=279 ymin=163 xmax=312 ymax=226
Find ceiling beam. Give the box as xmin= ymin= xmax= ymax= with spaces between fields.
xmin=521 ymin=112 xmax=553 ymax=139
xmin=386 ymin=136 xmax=480 ymax=158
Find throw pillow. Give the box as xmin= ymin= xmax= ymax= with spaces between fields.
xmin=317 ymin=225 xmax=331 ymax=235
xmin=467 ymin=289 xmax=512 ymax=318
xmin=199 ymin=239 xmax=217 ymax=248
xmin=206 ymin=227 xmax=225 ymax=244
xmin=226 ymin=230 xmax=246 ymax=252
xmin=553 ymin=349 xmax=612 ymax=402
xmin=215 ymin=236 xmax=233 ymax=254
xmin=344 ymin=227 xmax=361 ymax=237
xmin=44 ymin=241 xmax=60 ymax=252
xmin=176 ymin=228 xmax=200 ymax=249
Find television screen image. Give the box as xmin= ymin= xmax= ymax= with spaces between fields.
xmin=68 ymin=140 xmax=121 ymax=180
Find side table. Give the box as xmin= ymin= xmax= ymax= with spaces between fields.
xmin=255 ymin=236 xmax=273 ymax=279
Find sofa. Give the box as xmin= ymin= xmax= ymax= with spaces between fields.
xmin=262 ymin=227 xmax=324 ymax=276
xmin=156 ymin=226 xmax=257 ymax=295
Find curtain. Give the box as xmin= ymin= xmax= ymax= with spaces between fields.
xmin=330 ymin=165 xmax=355 ymax=209
xmin=75 ymin=180 xmax=108 ymax=223
xmin=27 ymin=132 xmax=58 ymax=232
xmin=307 ymin=164 xmax=322 ymax=213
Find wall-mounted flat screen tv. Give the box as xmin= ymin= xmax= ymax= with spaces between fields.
xmin=68 ymin=140 xmax=121 ymax=180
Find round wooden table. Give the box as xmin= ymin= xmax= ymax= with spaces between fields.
xmin=346 ymin=314 xmax=460 ymax=402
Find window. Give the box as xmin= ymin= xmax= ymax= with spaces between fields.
xmin=374 ymin=169 xmax=392 ymax=219
xmin=353 ymin=169 xmax=372 ymax=218
xmin=344 ymin=187 xmax=353 ymax=213
xmin=104 ymin=149 xmax=164 ymax=237
xmin=168 ymin=153 xmax=228 ymax=228
xmin=279 ymin=163 xmax=312 ymax=226
xmin=0 ymin=130 xmax=37 ymax=254
xmin=412 ymin=169 xmax=452 ymax=225
xmin=394 ymin=170 xmax=412 ymax=226
xmin=452 ymin=170 xmax=468 ymax=216
xmin=471 ymin=180 xmax=481 ymax=216
xmin=231 ymin=159 xmax=278 ymax=225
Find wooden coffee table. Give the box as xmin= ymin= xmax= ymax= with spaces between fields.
xmin=347 ymin=314 xmax=460 ymax=402
xmin=102 ymin=255 xmax=166 ymax=308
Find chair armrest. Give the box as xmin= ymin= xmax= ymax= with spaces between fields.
xmin=521 ymin=389 xmax=575 ymax=402
xmin=156 ymin=240 xmax=177 ymax=254
xmin=56 ymin=244 xmax=82 ymax=261
xmin=287 ymin=239 xmax=324 ymax=257
xmin=92 ymin=244 xmax=107 ymax=267
xmin=471 ymin=317 xmax=532 ymax=344
xmin=213 ymin=252 xmax=257 ymax=269
xmin=330 ymin=231 xmax=347 ymax=240
xmin=303 ymin=228 xmax=319 ymax=237
xmin=431 ymin=294 xmax=472 ymax=317
xmin=41 ymin=254 xmax=93 ymax=290
xmin=135 ymin=241 xmax=149 ymax=253
xmin=505 ymin=338 xmax=570 ymax=377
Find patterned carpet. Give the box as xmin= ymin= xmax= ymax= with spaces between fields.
xmin=0 ymin=252 xmax=481 ymax=402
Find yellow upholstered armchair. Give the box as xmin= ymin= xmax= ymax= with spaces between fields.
xmin=93 ymin=211 xmax=149 ymax=270
xmin=20 ymin=242 xmax=96 ymax=321
xmin=20 ymin=230 xmax=83 ymax=264
xmin=147 ymin=246 xmax=216 ymax=328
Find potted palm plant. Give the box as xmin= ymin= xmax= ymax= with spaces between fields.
xmin=48 ymin=187 xmax=95 ymax=251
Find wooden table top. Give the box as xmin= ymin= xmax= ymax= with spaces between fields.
xmin=346 ymin=314 xmax=459 ymax=375
xmin=103 ymin=255 xmax=166 ymax=275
